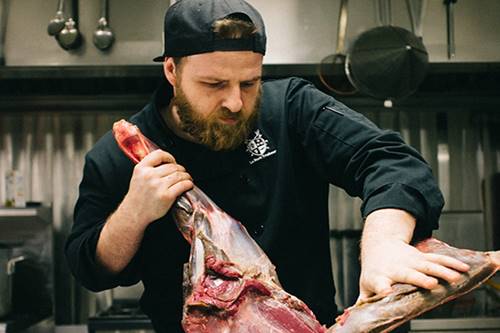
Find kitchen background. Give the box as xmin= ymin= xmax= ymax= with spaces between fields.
xmin=0 ymin=0 xmax=500 ymax=332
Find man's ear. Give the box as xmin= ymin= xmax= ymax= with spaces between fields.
xmin=163 ymin=57 xmax=177 ymax=87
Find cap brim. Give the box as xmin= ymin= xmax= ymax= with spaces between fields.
xmin=153 ymin=55 xmax=165 ymax=62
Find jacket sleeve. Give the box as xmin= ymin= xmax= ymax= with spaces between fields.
xmin=286 ymin=78 xmax=444 ymax=239
xmin=65 ymin=146 xmax=141 ymax=292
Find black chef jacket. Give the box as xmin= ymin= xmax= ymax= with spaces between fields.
xmin=65 ymin=77 xmax=444 ymax=332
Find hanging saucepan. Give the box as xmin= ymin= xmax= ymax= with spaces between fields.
xmin=345 ymin=0 xmax=428 ymax=102
xmin=317 ymin=0 xmax=357 ymax=95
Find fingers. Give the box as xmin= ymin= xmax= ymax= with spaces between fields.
xmin=135 ymin=150 xmax=192 ymax=184
xmin=168 ymin=180 xmax=194 ymax=198
xmin=140 ymin=149 xmax=176 ymax=167
xmin=395 ymin=268 xmax=439 ymax=290
xmin=426 ymin=253 xmax=470 ymax=272
xmin=415 ymin=260 xmax=461 ymax=284
xmin=369 ymin=276 xmax=393 ymax=296
xmin=394 ymin=253 xmax=470 ymax=289
xmin=154 ymin=163 xmax=187 ymax=178
xmin=152 ymin=162 xmax=192 ymax=189
xmin=358 ymin=276 xmax=393 ymax=302
xmin=409 ymin=253 xmax=470 ymax=286
xmin=163 ymin=169 xmax=193 ymax=188
xmin=131 ymin=148 xmax=193 ymax=198
xmin=157 ymin=176 xmax=193 ymax=206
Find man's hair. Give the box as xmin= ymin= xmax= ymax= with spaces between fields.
xmin=173 ymin=15 xmax=257 ymax=67
xmin=212 ymin=14 xmax=257 ymax=39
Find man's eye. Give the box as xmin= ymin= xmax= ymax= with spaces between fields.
xmin=205 ymin=82 xmax=224 ymax=88
xmin=241 ymin=81 xmax=256 ymax=89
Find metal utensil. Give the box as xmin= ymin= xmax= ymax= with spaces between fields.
xmin=93 ymin=0 xmax=114 ymax=50
xmin=0 ymin=0 xmax=8 ymax=65
xmin=444 ymin=0 xmax=457 ymax=59
xmin=376 ymin=0 xmax=392 ymax=26
xmin=345 ymin=0 xmax=429 ymax=102
xmin=57 ymin=18 xmax=80 ymax=50
xmin=56 ymin=0 xmax=81 ymax=50
xmin=406 ymin=0 xmax=427 ymax=38
xmin=317 ymin=0 xmax=357 ymax=95
xmin=47 ymin=0 xmax=65 ymax=36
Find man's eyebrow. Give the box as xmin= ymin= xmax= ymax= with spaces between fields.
xmin=243 ymin=76 xmax=262 ymax=82
xmin=197 ymin=76 xmax=226 ymax=81
xmin=197 ymin=75 xmax=262 ymax=82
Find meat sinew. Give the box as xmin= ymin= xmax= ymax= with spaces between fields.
xmin=113 ymin=120 xmax=327 ymax=333
xmin=327 ymin=238 xmax=500 ymax=333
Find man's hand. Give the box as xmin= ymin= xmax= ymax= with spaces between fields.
xmin=96 ymin=149 xmax=193 ymax=274
xmin=120 ymin=149 xmax=194 ymax=227
xmin=358 ymin=209 xmax=470 ymax=301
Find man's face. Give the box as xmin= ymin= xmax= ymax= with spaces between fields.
xmin=169 ymin=51 xmax=263 ymax=151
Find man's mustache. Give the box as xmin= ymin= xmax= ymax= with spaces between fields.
xmin=218 ymin=107 xmax=244 ymax=121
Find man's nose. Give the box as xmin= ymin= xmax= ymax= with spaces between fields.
xmin=222 ymin=86 xmax=243 ymax=113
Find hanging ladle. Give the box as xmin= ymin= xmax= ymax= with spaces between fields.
xmin=93 ymin=0 xmax=114 ymax=50
xmin=56 ymin=0 xmax=81 ymax=50
xmin=47 ymin=0 xmax=65 ymax=36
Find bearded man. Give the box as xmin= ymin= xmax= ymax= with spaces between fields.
xmin=66 ymin=1 xmax=469 ymax=332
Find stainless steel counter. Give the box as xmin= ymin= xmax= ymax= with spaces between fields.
xmin=410 ymin=317 xmax=500 ymax=332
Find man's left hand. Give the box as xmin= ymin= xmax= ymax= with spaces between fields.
xmin=358 ymin=209 xmax=470 ymax=302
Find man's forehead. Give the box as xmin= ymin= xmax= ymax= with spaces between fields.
xmin=180 ymin=51 xmax=263 ymax=79
xmin=184 ymin=50 xmax=262 ymax=64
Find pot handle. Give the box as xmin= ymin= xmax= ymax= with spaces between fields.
xmin=7 ymin=256 xmax=25 ymax=275
xmin=335 ymin=0 xmax=349 ymax=54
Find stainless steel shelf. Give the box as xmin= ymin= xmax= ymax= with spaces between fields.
xmin=0 ymin=206 xmax=52 ymax=244
xmin=0 ymin=315 xmax=53 ymax=333
xmin=1 ymin=63 xmax=499 ymax=80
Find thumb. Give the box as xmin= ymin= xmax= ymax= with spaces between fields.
xmin=356 ymin=289 xmax=372 ymax=305
xmin=358 ymin=276 xmax=393 ymax=302
xmin=371 ymin=276 xmax=393 ymax=296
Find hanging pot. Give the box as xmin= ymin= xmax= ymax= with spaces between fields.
xmin=345 ymin=0 xmax=428 ymax=102
xmin=0 ymin=247 xmax=25 ymax=318
xmin=317 ymin=0 xmax=357 ymax=95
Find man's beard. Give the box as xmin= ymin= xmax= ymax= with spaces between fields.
xmin=171 ymin=85 xmax=260 ymax=151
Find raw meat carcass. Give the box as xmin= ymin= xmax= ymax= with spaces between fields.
xmin=113 ymin=120 xmax=327 ymax=333
xmin=113 ymin=119 xmax=500 ymax=333
xmin=327 ymin=238 xmax=500 ymax=333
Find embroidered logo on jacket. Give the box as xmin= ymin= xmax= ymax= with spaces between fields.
xmin=245 ymin=129 xmax=277 ymax=165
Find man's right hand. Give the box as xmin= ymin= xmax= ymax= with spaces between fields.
xmin=121 ymin=149 xmax=194 ymax=227
xmin=96 ymin=149 xmax=193 ymax=274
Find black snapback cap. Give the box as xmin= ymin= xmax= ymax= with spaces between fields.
xmin=153 ymin=0 xmax=266 ymax=62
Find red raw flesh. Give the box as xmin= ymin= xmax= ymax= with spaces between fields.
xmin=113 ymin=120 xmax=327 ymax=333
xmin=113 ymin=119 xmax=500 ymax=333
